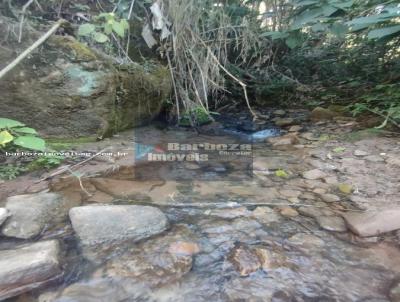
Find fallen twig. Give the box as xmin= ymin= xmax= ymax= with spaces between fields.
xmin=35 ymin=147 xmax=111 ymax=183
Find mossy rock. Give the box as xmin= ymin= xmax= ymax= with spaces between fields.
xmin=0 ymin=21 xmax=171 ymax=139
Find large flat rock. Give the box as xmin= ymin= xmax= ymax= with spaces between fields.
xmin=2 ymin=192 xmax=79 ymax=239
xmin=0 ymin=240 xmax=62 ymax=300
xmin=343 ymin=208 xmax=400 ymax=237
xmin=69 ymin=205 xmax=168 ymax=261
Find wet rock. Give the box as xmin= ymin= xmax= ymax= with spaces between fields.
xmin=267 ymin=134 xmax=299 ymax=146
xmin=310 ymin=107 xmax=338 ymax=121
xmin=289 ymin=125 xmax=303 ymax=132
xmin=316 ymin=216 xmax=347 ymax=232
xmin=279 ymin=207 xmax=299 ymax=218
xmin=279 ymin=189 xmax=302 ymax=198
xmin=69 ymin=205 xmax=168 ymax=261
xmin=0 ymin=208 xmax=9 ymax=226
xmin=0 ymin=240 xmax=62 ymax=300
xmin=273 ymin=109 xmax=286 ymax=116
xmin=301 ymin=132 xmax=320 ymax=141
xmin=101 ymin=226 xmax=195 ymax=287
xmin=274 ymin=118 xmax=294 ymax=127
xmin=168 ymin=241 xmax=200 ymax=256
xmin=252 ymin=207 xmax=281 ymax=224
xmin=349 ymin=195 xmax=369 ymax=210
xmin=53 ymin=278 xmax=152 ymax=302
xmin=320 ymin=193 xmax=341 ymax=203
xmin=228 ymin=245 xmax=261 ymax=276
xmin=287 ymin=233 xmax=325 ymax=248
xmin=208 ymin=207 xmax=252 ymax=219
xmin=364 ymin=155 xmax=384 ymax=162
xmin=389 ymin=280 xmax=400 ymax=302
xmin=298 ymin=206 xmax=334 ymax=218
xmin=302 ymin=169 xmax=327 ymax=180
xmin=343 ymin=208 xmax=400 ymax=237
xmin=2 ymin=192 xmax=78 ymax=239
xmin=354 ymin=150 xmax=368 ymax=157
xmin=324 ymin=176 xmax=339 ymax=185
xmin=313 ymin=188 xmax=327 ymax=195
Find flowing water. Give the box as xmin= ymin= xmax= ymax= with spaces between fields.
xmin=5 ymin=124 xmax=400 ymax=302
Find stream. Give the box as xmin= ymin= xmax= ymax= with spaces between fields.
xmin=1 ymin=109 xmax=400 ymax=302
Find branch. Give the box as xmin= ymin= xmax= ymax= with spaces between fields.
xmin=0 ymin=19 xmax=66 ymax=80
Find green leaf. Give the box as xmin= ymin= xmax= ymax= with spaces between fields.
xmin=332 ymin=0 xmax=354 ymax=9
xmin=14 ymin=127 xmax=37 ymax=135
xmin=285 ymin=35 xmax=302 ymax=49
xmin=260 ymin=31 xmax=289 ymax=40
xmin=0 ymin=118 xmax=24 ymax=129
xmin=311 ymin=23 xmax=327 ymax=32
xmin=330 ymin=23 xmax=348 ymax=38
xmin=333 ymin=147 xmax=346 ymax=153
xmin=121 ymin=19 xmax=129 ymax=30
xmin=0 ymin=130 xmax=14 ymax=146
xmin=275 ymin=169 xmax=289 ymax=178
xmin=112 ymin=21 xmax=125 ymax=38
xmin=93 ymin=32 xmax=109 ymax=43
xmin=78 ymin=23 xmax=96 ymax=36
xmin=14 ymin=136 xmax=45 ymax=151
xmin=368 ymin=25 xmax=400 ymax=40
xmin=104 ymin=23 xmax=113 ymax=35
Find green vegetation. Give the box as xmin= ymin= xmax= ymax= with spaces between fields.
xmin=0 ymin=118 xmax=45 ymax=151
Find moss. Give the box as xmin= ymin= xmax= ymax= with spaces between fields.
xmin=104 ymin=62 xmax=171 ymax=136
xmin=47 ymin=137 xmax=97 ymax=150
xmin=51 ymin=36 xmax=97 ymax=62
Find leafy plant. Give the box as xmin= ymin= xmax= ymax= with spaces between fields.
xmin=179 ymin=106 xmax=213 ymax=126
xmin=27 ymin=154 xmax=65 ymax=171
xmin=0 ymin=118 xmax=45 ymax=151
xmin=78 ymin=12 xmax=129 ymax=43
xmin=0 ymin=164 xmax=27 ymax=180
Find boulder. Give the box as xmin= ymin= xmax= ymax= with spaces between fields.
xmin=69 ymin=205 xmax=168 ymax=261
xmin=343 ymin=209 xmax=400 ymax=237
xmin=2 ymin=192 xmax=78 ymax=239
xmin=0 ymin=240 xmax=62 ymax=300
xmin=0 ymin=21 xmax=170 ymax=138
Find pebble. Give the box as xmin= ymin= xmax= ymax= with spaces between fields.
xmin=354 ymin=150 xmax=368 ymax=157
xmin=288 ymin=125 xmax=303 ymax=132
xmin=279 ymin=189 xmax=302 ymax=198
xmin=364 ymin=155 xmax=384 ymax=162
xmin=316 ymin=216 xmax=347 ymax=232
xmin=273 ymin=110 xmax=286 ymax=116
xmin=320 ymin=194 xmax=340 ymax=203
xmin=168 ymin=241 xmax=200 ymax=256
xmin=274 ymin=118 xmax=294 ymax=127
xmin=279 ymin=207 xmax=299 ymax=218
xmin=302 ymin=169 xmax=327 ymax=180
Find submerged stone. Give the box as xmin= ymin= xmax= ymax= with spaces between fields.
xmin=0 ymin=240 xmax=62 ymax=300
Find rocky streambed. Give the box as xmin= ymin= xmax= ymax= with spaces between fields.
xmin=0 ymin=108 xmax=400 ymax=302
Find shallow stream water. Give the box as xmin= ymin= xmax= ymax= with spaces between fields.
xmin=5 ymin=123 xmax=400 ymax=302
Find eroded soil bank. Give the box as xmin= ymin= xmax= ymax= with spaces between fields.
xmin=0 ymin=107 xmax=400 ymax=302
